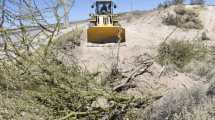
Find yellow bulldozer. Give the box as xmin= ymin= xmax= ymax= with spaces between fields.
xmin=87 ymin=0 xmax=125 ymax=43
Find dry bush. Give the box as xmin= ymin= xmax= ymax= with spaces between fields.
xmin=54 ymin=28 xmax=83 ymax=49
xmin=154 ymin=40 xmax=215 ymax=120
xmin=183 ymin=45 xmax=215 ymax=80
xmin=171 ymin=98 xmax=215 ymax=120
xmin=163 ymin=6 xmax=203 ymax=29
xmin=157 ymin=40 xmax=196 ymax=69
xmin=207 ymin=79 xmax=215 ymax=97
xmin=139 ymin=87 xmax=215 ymax=120
xmin=205 ymin=47 xmax=215 ymax=98
xmin=157 ymin=40 xmax=209 ymax=71
xmin=184 ymin=56 xmax=214 ymax=79
xmin=170 ymin=88 xmax=215 ymax=120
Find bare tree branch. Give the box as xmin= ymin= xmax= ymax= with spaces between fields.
xmin=0 ymin=0 xmax=6 ymax=28
xmin=58 ymin=0 xmax=75 ymax=27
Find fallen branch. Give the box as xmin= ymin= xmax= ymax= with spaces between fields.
xmin=113 ymin=61 xmax=153 ymax=92
xmin=58 ymin=94 xmax=163 ymax=120
xmin=163 ymin=27 xmax=178 ymax=42
xmin=159 ymin=66 xmax=166 ymax=78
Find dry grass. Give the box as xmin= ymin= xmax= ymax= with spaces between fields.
xmin=138 ymin=86 xmax=215 ymax=120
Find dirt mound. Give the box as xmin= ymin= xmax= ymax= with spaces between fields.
xmin=58 ymin=5 xmax=215 ymax=94
xmin=62 ymin=5 xmax=215 ymax=70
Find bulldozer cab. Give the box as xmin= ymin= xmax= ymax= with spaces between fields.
xmin=87 ymin=0 xmax=125 ymax=44
xmin=95 ymin=1 xmax=113 ymax=15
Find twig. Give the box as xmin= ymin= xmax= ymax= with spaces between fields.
xmin=159 ymin=65 xmax=166 ymax=78
xmin=163 ymin=27 xmax=178 ymax=42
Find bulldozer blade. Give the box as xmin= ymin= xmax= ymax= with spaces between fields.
xmin=87 ymin=26 xmax=125 ymax=44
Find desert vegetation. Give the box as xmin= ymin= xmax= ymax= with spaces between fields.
xmin=0 ymin=29 xmax=162 ymax=119
xmin=157 ymin=40 xmax=208 ymax=69
xmin=1 ymin=0 xmax=215 ymax=120
xmin=155 ymin=39 xmax=215 ymax=120
xmin=0 ymin=1 xmax=162 ymax=119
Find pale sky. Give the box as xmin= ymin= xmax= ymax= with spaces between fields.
xmin=69 ymin=0 xmax=215 ymax=21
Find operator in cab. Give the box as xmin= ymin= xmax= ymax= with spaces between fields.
xmin=97 ymin=2 xmax=111 ymax=14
